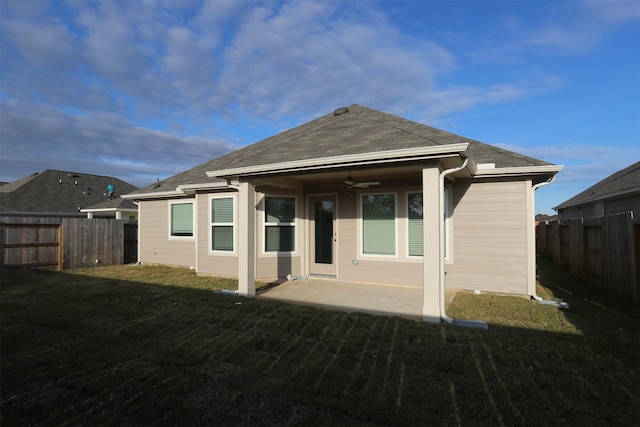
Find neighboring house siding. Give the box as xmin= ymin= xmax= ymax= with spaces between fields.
xmin=558 ymin=205 xmax=595 ymax=220
xmin=139 ymin=199 xmax=195 ymax=267
xmin=446 ymin=179 xmax=529 ymax=294
xmin=605 ymin=194 xmax=639 ymax=217
xmin=559 ymin=194 xmax=639 ymax=220
xmin=196 ymin=192 xmax=239 ymax=278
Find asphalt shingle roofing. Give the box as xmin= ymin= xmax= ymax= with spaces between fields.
xmin=0 ymin=170 xmax=138 ymax=215
xmin=132 ymin=104 xmax=553 ymax=195
xmin=555 ymin=161 xmax=640 ymax=209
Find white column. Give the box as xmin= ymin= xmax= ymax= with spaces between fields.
xmin=422 ymin=164 xmax=442 ymax=323
xmin=116 ymin=211 xmax=122 ymax=220
xmin=237 ymin=181 xmax=256 ymax=297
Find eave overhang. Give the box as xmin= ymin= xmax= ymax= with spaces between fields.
xmin=177 ymin=181 xmax=230 ymax=194
xmin=79 ymin=207 xmax=138 ymax=213
xmin=121 ymin=181 xmax=230 ymax=200
xmin=120 ymin=190 xmax=188 ymax=200
xmin=472 ymin=165 xmax=563 ymax=178
xmin=206 ymin=144 xmax=470 ymax=179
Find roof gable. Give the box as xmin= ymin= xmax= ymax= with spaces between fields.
xmin=130 ymin=104 xmax=555 ymax=195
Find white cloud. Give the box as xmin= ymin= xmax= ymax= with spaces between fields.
xmin=418 ymin=76 xmax=564 ymax=125
xmin=215 ymin=1 xmax=457 ymax=121
xmin=495 ymin=142 xmax=639 ymax=188
xmin=0 ymin=100 xmax=238 ymax=186
xmin=3 ymin=0 xmax=632 ymax=193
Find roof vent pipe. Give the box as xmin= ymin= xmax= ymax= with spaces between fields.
xmin=333 ymin=107 xmax=349 ymax=116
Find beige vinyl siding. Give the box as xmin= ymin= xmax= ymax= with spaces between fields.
xmin=196 ymin=192 xmax=238 ymax=278
xmin=139 ymin=199 xmax=196 ymax=268
xmin=445 ymin=179 xmax=529 ymax=294
xmin=334 ymin=188 xmax=423 ymax=287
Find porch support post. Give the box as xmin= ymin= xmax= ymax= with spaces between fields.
xmin=237 ymin=180 xmax=256 ymax=297
xmin=422 ymin=163 xmax=442 ymax=323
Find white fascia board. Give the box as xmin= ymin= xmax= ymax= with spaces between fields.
xmin=474 ymin=165 xmax=563 ymax=178
xmin=120 ymin=190 xmax=186 ymax=200
xmin=80 ymin=208 xmax=138 ymax=213
xmin=177 ymin=181 xmax=230 ymax=192
xmin=122 ymin=182 xmax=229 ymax=200
xmin=206 ymin=144 xmax=470 ymax=178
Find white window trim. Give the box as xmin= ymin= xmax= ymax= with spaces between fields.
xmin=261 ymin=195 xmax=298 ymax=255
xmin=209 ymin=194 xmax=237 ymax=255
xmin=359 ymin=191 xmax=398 ymax=258
xmin=168 ymin=200 xmax=195 ymax=240
xmin=406 ymin=191 xmax=424 ymax=259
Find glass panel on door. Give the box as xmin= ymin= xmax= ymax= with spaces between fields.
xmin=314 ymin=200 xmax=334 ymax=264
xmin=310 ymin=196 xmax=336 ymax=276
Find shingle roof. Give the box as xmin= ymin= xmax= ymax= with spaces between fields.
xmin=555 ymin=161 xmax=640 ymax=210
xmin=131 ymin=104 xmax=553 ymax=195
xmin=0 ymin=170 xmax=138 ymax=215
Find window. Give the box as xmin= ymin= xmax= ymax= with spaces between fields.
xmin=170 ymin=202 xmax=193 ymax=237
xmin=361 ymin=193 xmax=396 ymax=255
xmin=264 ymin=196 xmax=295 ymax=252
xmin=211 ymin=196 xmax=234 ymax=251
xmin=408 ymin=192 xmax=423 ymax=256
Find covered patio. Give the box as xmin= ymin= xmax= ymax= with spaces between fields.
xmin=257 ymin=277 xmax=459 ymax=321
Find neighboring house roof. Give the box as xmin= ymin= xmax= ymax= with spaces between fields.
xmin=0 ymin=169 xmax=138 ymax=215
xmin=535 ymin=214 xmax=558 ymax=223
xmin=127 ymin=104 xmax=557 ymax=197
xmin=555 ymin=161 xmax=640 ymax=210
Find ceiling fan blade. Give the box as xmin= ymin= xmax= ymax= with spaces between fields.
xmin=353 ymin=182 xmax=380 ymax=188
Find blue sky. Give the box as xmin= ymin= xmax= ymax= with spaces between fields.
xmin=1 ymin=0 xmax=638 ymax=214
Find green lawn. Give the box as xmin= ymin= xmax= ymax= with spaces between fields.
xmin=1 ymin=257 xmax=638 ymax=426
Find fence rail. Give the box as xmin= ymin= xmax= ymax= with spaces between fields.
xmin=1 ymin=216 xmax=137 ymax=270
xmin=536 ymin=212 xmax=639 ymax=308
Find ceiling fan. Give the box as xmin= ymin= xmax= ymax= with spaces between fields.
xmin=343 ymin=172 xmax=380 ymax=189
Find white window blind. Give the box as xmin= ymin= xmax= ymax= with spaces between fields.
xmin=211 ymin=197 xmax=234 ymax=251
xmin=171 ymin=202 xmax=193 ymax=236
xmin=264 ymin=197 xmax=295 ymax=252
xmin=408 ymin=192 xmax=423 ymax=256
xmin=362 ymin=194 xmax=395 ymax=255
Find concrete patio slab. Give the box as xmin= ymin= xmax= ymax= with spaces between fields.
xmin=257 ymin=277 xmax=458 ymax=321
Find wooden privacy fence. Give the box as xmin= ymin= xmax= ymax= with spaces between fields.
xmin=536 ymin=212 xmax=640 ymax=308
xmin=1 ymin=216 xmax=137 ymax=270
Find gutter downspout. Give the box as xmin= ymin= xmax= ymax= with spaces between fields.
xmin=530 ymin=176 xmax=570 ymax=309
xmin=439 ymin=159 xmax=489 ymax=330
xmin=133 ymin=201 xmax=141 ymax=265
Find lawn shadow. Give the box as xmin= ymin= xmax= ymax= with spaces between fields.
xmin=1 ymin=264 xmax=639 ymax=426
